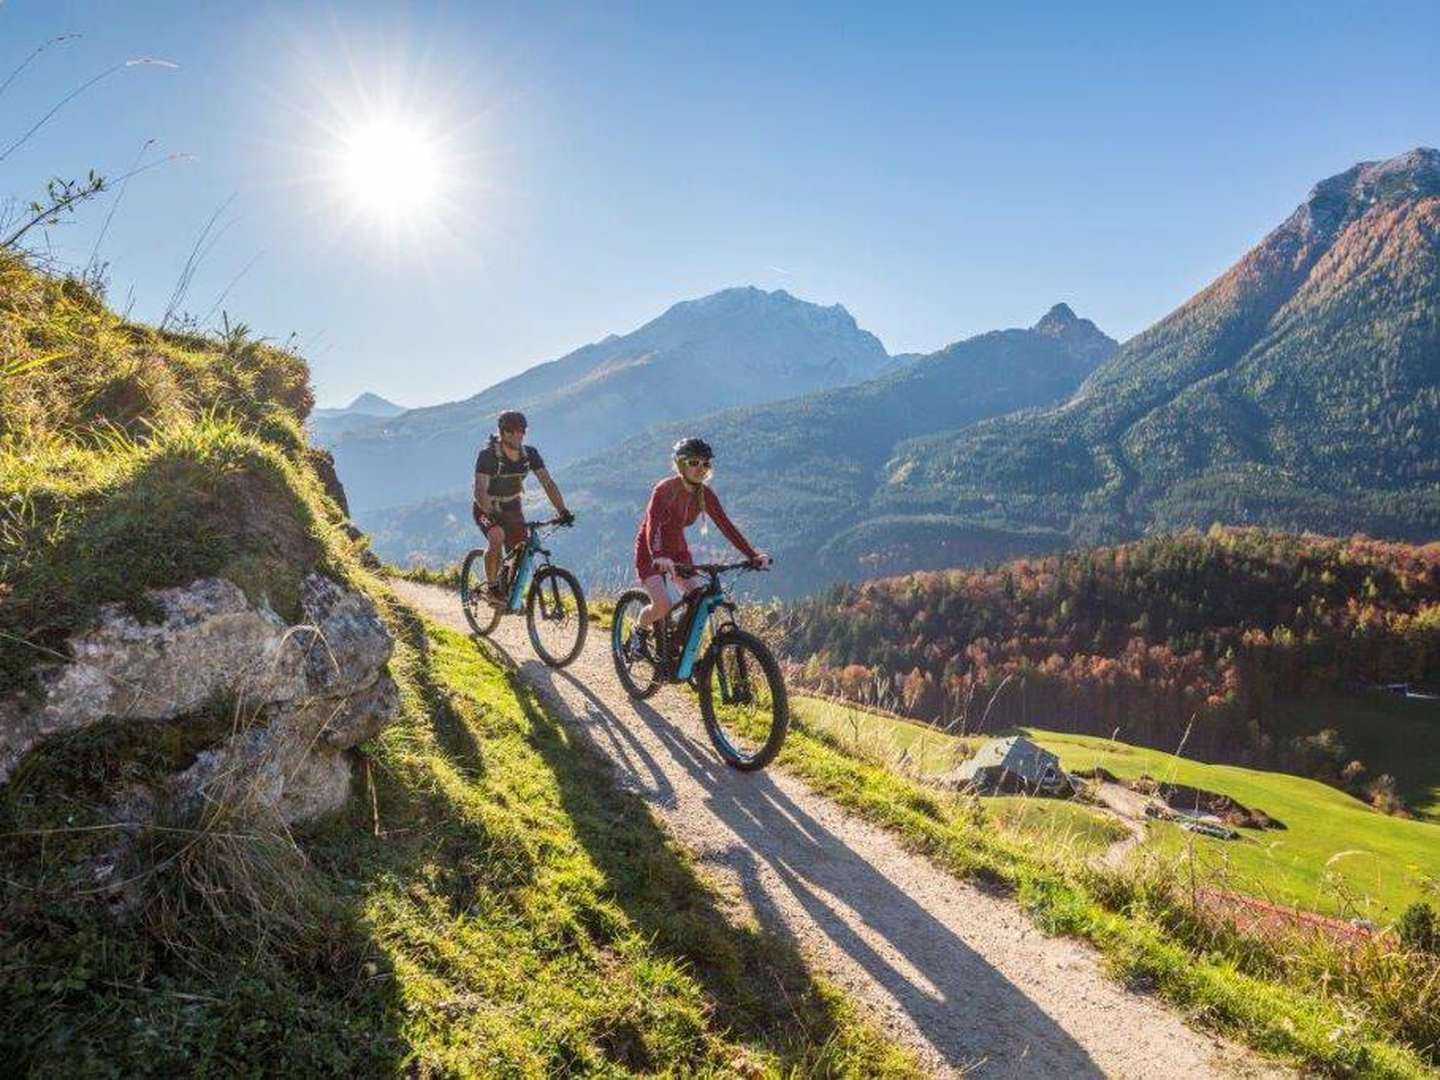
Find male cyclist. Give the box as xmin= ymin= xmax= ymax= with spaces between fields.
xmin=474 ymin=410 xmax=573 ymax=604
xmin=629 ymin=436 xmax=768 ymax=651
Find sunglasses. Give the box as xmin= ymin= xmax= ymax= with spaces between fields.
xmin=679 ymin=457 xmax=712 ymax=470
xmin=502 ymin=426 xmax=527 ymax=435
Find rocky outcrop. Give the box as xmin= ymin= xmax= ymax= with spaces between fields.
xmin=0 ymin=573 xmax=398 ymax=825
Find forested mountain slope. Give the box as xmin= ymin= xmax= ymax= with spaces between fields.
xmin=777 ymin=527 xmax=1440 ymax=782
xmin=880 ymin=147 xmax=1440 ymax=546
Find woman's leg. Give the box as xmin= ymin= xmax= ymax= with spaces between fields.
xmin=637 ymin=574 xmax=672 ymax=628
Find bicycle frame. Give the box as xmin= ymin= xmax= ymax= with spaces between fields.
xmin=500 ymin=526 xmax=554 ymax=612
xmin=673 ymin=583 xmax=735 ymax=681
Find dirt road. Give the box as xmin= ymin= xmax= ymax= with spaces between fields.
xmin=391 ymin=579 xmax=1282 ymax=1078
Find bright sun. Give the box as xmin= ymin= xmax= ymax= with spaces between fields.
xmin=337 ymin=113 xmax=447 ymax=225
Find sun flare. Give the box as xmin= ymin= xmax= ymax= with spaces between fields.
xmin=336 ymin=112 xmax=448 ymax=226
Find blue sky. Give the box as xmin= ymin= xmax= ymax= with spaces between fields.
xmin=3 ymin=1 xmax=1437 ymax=407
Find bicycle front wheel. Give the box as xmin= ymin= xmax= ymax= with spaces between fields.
xmin=526 ymin=566 xmax=588 ymax=667
xmin=460 ymin=550 xmax=502 ymax=637
xmin=698 ymin=629 xmax=788 ymax=771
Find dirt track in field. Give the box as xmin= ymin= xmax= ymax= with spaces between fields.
xmin=391 ymin=579 xmax=1285 ymax=1078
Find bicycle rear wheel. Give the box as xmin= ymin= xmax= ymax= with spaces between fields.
xmin=527 ymin=566 xmax=588 ymax=667
xmin=698 ymin=629 xmax=788 ymax=771
xmin=611 ymin=589 xmax=663 ymax=699
xmin=460 ymin=549 xmax=502 ymax=637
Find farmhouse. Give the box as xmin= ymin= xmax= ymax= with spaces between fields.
xmin=949 ymin=735 xmax=1073 ymax=795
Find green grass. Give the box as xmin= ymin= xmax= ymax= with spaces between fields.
xmin=1025 ymin=729 xmax=1440 ymax=922
xmin=792 ymin=697 xmax=1120 ymax=860
xmin=1272 ymin=692 xmax=1440 ymax=821
xmin=794 ymin=695 xmax=980 ymax=775
xmin=796 ymin=695 xmax=1440 ymax=922
xmin=773 ymin=700 xmax=1440 ymax=1076
xmin=0 ymin=602 xmax=921 ymax=1076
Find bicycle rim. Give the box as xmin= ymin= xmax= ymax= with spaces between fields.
xmin=460 ymin=551 xmax=502 ymax=636
xmin=526 ymin=566 xmax=588 ymax=667
xmin=700 ymin=630 xmax=788 ymax=770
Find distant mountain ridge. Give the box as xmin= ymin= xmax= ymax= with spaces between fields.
xmin=310 ymin=392 xmax=407 ymax=444
xmin=878 ymin=146 xmax=1440 ymax=549
xmin=329 ymin=286 xmax=890 ymax=513
xmin=360 ymin=305 xmax=1117 ymax=591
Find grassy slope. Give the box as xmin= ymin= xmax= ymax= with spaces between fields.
xmin=796 ymin=696 xmax=1440 ymax=921
xmin=1272 ymin=693 xmax=1440 ymax=821
xmin=1 ymin=603 xmax=919 ymax=1076
xmin=1035 ymin=730 xmax=1440 ymax=922
xmin=1 ymin=253 xmax=357 ymax=696
xmin=2 ymin=258 xmax=918 ymax=1075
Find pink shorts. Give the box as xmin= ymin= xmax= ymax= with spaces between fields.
xmin=641 ymin=572 xmax=703 ymax=609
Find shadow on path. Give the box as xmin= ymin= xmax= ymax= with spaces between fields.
xmin=490 ymin=636 xmax=1106 ymax=1078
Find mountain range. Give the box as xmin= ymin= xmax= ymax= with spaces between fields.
xmin=327 ymin=286 xmax=890 ymax=513
xmin=360 ymin=303 xmax=1116 ymax=589
xmin=345 ymin=147 xmax=1440 ymax=597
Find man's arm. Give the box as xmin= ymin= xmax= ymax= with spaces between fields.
xmin=473 ymin=469 xmax=497 ymax=516
xmin=534 ymin=468 xmax=569 ymax=516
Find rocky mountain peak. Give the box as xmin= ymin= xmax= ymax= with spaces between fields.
xmin=1031 ymin=303 xmax=1118 ymax=364
xmin=1288 ymin=146 xmax=1440 ymax=245
xmin=1034 ymin=302 xmax=1078 ymax=330
xmin=345 ymin=392 xmax=405 ymax=416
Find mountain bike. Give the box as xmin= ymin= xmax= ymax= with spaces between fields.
xmin=610 ymin=561 xmax=788 ymax=771
xmin=459 ymin=517 xmax=588 ymax=667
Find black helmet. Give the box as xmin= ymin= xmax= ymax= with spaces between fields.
xmin=497 ymin=410 xmax=527 ymax=432
xmin=672 ymin=436 xmax=713 ymax=462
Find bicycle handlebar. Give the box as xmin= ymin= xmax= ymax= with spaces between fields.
xmin=526 ymin=515 xmax=575 ymax=529
xmin=674 ymin=558 xmax=770 ymax=578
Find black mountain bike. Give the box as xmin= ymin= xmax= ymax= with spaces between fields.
xmin=459 ymin=517 xmax=588 ymax=667
xmin=610 ymin=561 xmax=788 ymax=771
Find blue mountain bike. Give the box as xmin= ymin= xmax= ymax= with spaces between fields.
xmin=460 ymin=517 xmax=588 ymax=668
xmin=611 ymin=561 xmax=789 ymax=771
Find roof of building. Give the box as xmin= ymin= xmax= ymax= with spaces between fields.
xmin=953 ymin=735 xmax=1062 ymax=782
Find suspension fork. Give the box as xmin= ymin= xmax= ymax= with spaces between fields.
xmin=711 ymin=604 xmax=748 ymax=705
xmin=703 ymin=600 xmax=743 ymax=699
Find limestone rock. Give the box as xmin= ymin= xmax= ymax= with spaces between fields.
xmin=0 ymin=572 xmax=398 ymax=826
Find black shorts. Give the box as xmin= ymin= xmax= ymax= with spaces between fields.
xmin=474 ymin=501 xmax=526 ymax=547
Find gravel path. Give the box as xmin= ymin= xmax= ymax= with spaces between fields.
xmin=391 ymin=579 xmax=1284 ymax=1078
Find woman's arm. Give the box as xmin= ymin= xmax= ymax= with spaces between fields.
xmin=702 ymin=487 xmax=758 ymax=560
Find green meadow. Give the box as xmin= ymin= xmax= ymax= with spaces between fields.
xmin=793 ymin=696 xmax=1440 ymax=922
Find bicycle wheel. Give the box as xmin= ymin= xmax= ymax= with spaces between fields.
xmin=698 ymin=629 xmax=788 ymax=771
xmin=460 ymin=549 xmax=502 ymax=637
xmin=610 ymin=589 xmax=663 ymax=699
xmin=526 ymin=566 xmax=588 ymax=668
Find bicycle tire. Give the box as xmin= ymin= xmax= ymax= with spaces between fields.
xmin=611 ymin=589 xmax=663 ymax=699
xmin=698 ymin=628 xmax=788 ymax=771
xmin=526 ymin=565 xmax=588 ymax=667
xmin=460 ymin=549 xmax=502 ymax=637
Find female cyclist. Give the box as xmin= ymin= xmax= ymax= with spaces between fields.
xmin=629 ymin=437 xmax=769 ymax=649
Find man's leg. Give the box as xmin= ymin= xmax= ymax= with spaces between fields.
xmin=484 ymin=524 xmax=505 ymax=591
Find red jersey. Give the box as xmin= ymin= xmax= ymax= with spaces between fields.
xmin=634 ymin=475 xmax=757 ymax=579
